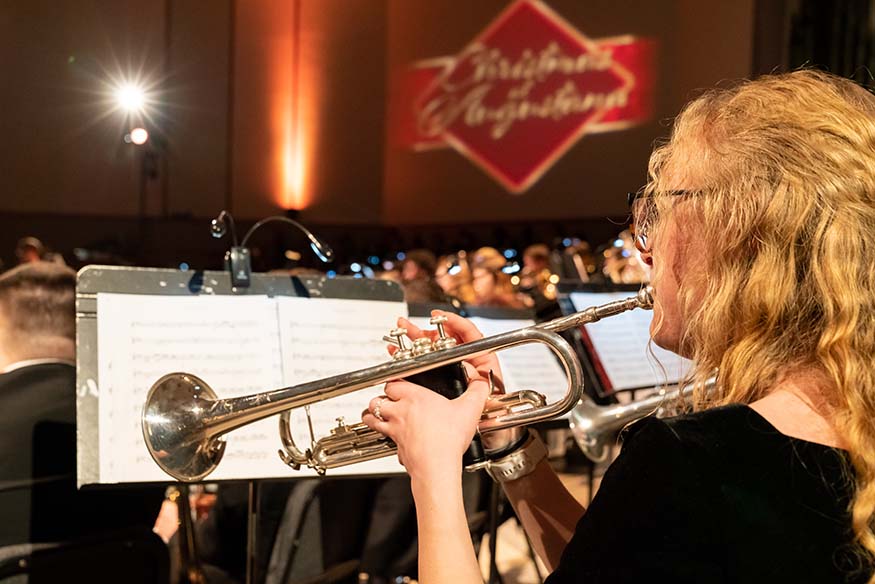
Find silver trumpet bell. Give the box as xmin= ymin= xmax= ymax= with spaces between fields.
xmin=142 ymin=287 xmax=654 ymax=482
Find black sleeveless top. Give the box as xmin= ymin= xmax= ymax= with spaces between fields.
xmin=547 ymin=404 xmax=862 ymax=583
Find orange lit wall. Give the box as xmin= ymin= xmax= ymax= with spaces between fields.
xmin=231 ymin=0 xmax=387 ymax=221
xmin=231 ymin=0 xmax=295 ymax=218
xmin=290 ymin=0 xmax=387 ymax=224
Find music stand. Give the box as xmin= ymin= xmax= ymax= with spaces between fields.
xmin=76 ymin=265 xmax=406 ymax=584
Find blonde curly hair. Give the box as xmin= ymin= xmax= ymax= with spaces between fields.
xmin=642 ymin=69 xmax=875 ymax=579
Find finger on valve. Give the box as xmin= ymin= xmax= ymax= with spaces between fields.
xmin=430 ymin=310 xmax=484 ymax=343
xmin=398 ymin=317 xmax=437 ymax=342
xmin=428 ymin=310 xmax=505 ymax=379
xmin=385 ymin=318 xmax=436 ymax=357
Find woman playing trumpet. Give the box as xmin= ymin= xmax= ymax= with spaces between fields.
xmin=363 ymin=70 xmax=875 ymax=583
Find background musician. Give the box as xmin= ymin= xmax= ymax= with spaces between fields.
xmin=517 ymin=243 xmax=552 ymax=298
xmin=0 ymin=262 xmax=163 ymax=547
xmin=399 ymin=249 xmax=449 ymax=304
xmin=469 ymin=247 xmax=529 ymax=309
xmin=362 ymin=70 xmax=875 ymax=583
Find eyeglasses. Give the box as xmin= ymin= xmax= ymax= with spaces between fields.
xmin=626 ymin=190 xmax=694 ymax=253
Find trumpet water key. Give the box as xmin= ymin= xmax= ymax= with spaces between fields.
xmin=142 ymin=287 xmax=654 ymax=482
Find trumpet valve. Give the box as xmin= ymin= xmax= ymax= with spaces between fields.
xmin=388 ymin=327 xmax=414 ymax=360
xmin=430 ymin=315 xmax=458 ymax=350
xmin=328 ymin=417 xmax=357 ymax=438
xmin=433 ymin=337 xmax=457 ymax=350
xmin=412 ymin=337 xmax=435 ymax=356
xmin=430 ymin=315 xmax=448 ymax=337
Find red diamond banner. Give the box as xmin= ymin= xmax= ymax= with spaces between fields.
xmin=391 ymin=0 xmax=657 ymax=193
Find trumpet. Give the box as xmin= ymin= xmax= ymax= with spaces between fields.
xmin=142 ymin=287 xmax=654 ymax=482
xmin=570 ymin=377 xmax=717 ymax=463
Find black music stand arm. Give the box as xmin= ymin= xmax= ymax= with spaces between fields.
xmin=247 ymin=481 xmax=260 ymax=584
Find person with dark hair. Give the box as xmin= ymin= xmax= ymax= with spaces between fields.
xmin=0 ymin=262 xmax=75 ymax=365
xmin=399 ymin=249 xmax=437 ymax=283
xmin=0 ymin=262 xmax=163 ymax=548
xmin=15 ymin=237 xmax=46 ymax=264
xmin=362 ymin=70 xmax=875 ymax=583
xmin=399 ymin=249 xmax=447 ymax=304
xmin=517 ymin=243 xmax=558 ymax=311
xmin=15 ymin=236 xmax=65 ymax=266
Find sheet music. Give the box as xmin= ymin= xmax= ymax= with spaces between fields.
xmin=97 ymin=294 xmax=286 ymax=483
xmin=406 ymin=315 xmax=569 ymax=409
xmin=277 ymin=297 xmax=408 ymax=476
xmin=569 ymin=291 xmax=692 ymax=390
xmin=97 ymin=294 xmax=410 ymax=482
xmin=467 ymin=317 xmax=571 ymax=405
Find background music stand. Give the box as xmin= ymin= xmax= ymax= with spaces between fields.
xmin=555 ymin=281 xmax=650 ymax=403
xmin=76 ymin=265 xmax=405 ymax=584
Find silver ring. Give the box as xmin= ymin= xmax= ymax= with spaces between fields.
xmin=373 ymin=395 xmax=389 ymax=422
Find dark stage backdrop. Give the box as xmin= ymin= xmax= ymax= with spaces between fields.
xmin=1 ymin=0 xmax=756 ymax=231
xmin=382 ymin=0 xmax=755 ymax=225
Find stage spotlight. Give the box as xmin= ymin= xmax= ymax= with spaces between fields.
xmin=129 ymin=127 xmax=149 ymax=145
xmin=114 ymin=83 xmax=146 ymax=113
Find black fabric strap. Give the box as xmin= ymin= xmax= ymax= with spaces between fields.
xmin=484 ymin=428 xmax=534 ymax=461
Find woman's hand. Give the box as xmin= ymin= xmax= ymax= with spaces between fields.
xmin=397 ymin=310 xmax=521 ymax=453
xmin=362 ymin=311 xmax=581 ymax=580
xmin=392 ymin=310 xmax=503 ymax=387
xmin=361 ymin=310 xmax=519 ymax=482
xmin=362 ymin=377 xmax=490 ymax=483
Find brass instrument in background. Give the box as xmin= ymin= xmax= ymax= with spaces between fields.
xmin=141 ymin=287 xmax=654 ymax=482
xmin=570 ymin=377 xmax=717 ymax=463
